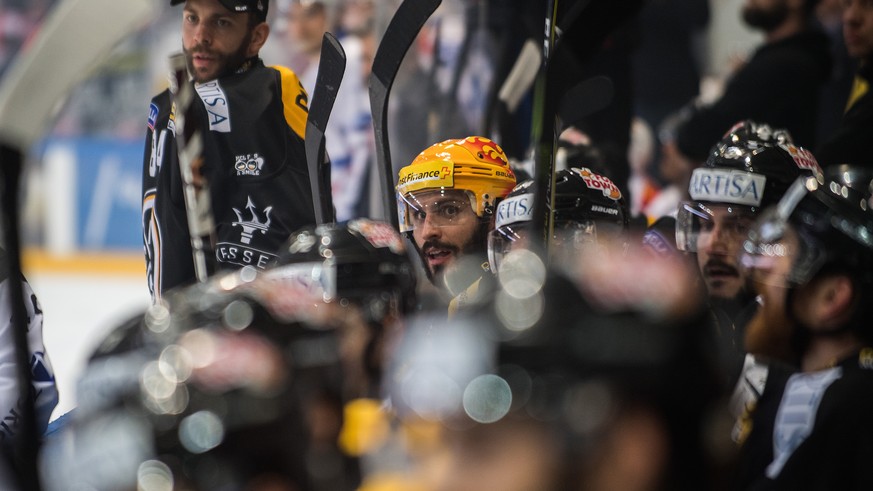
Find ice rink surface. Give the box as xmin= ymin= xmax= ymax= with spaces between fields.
xmin=25 ymin=253 xmax=150 ymax=421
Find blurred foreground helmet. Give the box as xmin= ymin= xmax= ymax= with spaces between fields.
xmin=741 ymin=164 xmax=873 ymax=295
xmin=396 ymin=136 xmax=516 ymax=234
xmin=384 ymin=244 xmax=726 ymax=490
xmin=677 ymin=120 xmax=821 ymax=252
xmin=487 ymin=167 xmax=628 ymax=271
xmin=41 ymin=281 xmax=356 ymax=491
xmin=274 ymin=218 xmax=417 ymax=322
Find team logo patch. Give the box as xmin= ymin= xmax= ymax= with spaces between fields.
xmin=348 ymin=219 xmax=406 ymax=254
xmin=147 ymin=103 xmax=158 ymax=130
xmin=195 ymin=80 xmax=231 ymax=133
xmin=495 ymin=193 xmax=534 ymax=228
xmin=573 ymin=167 xmax=622 ymax=200
xmin=397 ymin=161 xmax=454 ymax=194
xmin=689 ymin=168 xmax=767 ymax=207
xmin=235 ymin=153 xmax=265 ymax=176
xmin=233 ymin=196 xmax=273 ymax=245
xmin=779 ymin=144 xmax=821 ymax=175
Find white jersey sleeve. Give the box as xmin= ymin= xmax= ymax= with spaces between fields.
xmin=0 ymin=277 xmax=58 ymax=443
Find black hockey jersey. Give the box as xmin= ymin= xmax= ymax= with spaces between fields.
xmin=735 ymin=350 xmax=873 ymax=490
xmin=142 ymin=58 xmax=316 ymax=299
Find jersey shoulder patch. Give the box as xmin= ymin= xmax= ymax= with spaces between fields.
xmin=270 ymin=65 xmax=309 ymax=139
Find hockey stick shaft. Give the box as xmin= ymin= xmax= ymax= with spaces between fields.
xmin=530 ymin=0 xmax=561 ymax=256
xmin=0 ymin=0 xmax=157 ymax=487
xmin=169 ymin=53 xmax=215 ymax=283
xmin=369 ymin=0 xmax=442 ymax=229
xmin=305 ymin=32 xmax=345 ymax=225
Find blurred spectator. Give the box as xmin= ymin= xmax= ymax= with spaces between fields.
xmin=815 ymin=0 xmax=856 ymax=143
xmin=816 ymin=0 xmax=873 ymax=166
xmin=674 ymin=0 xmax=832 ymax=163
xmin=283 ymin=0 xmax=374 ymax=221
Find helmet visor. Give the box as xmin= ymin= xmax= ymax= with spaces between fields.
xmin=487 ymin=222 xmax=533 ymax=273
xmin=739 ymin=175 xmax=868 ymax=288
xmin=487 ymin=219 xmax=623 ymax=272
xmin=676 ymin=201 xmax=756 ymax=253
xmin=739 ymin=208 xmax=819 ymax=288
xmin=398 ymin=189 xmax=478 ymax=234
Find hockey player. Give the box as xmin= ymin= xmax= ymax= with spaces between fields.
xmin=396 ymin=136 xmax=516 ymax=313
xmin=675 ymin=120 xmax=821 ymax=381
xmin=487 ymin=166 xmax=629 ymax=273
xmin=142 ymin=0 xmax=316 ymax=300
xmin=735 ymin=165 xmax=873 ymax=490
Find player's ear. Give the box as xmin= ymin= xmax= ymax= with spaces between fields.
xmin=247 ymin=20 xmax=269 ymax=57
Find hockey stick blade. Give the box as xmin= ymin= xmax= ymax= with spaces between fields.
xmin=306 ymin=32 xmax=346 ymax=224
xmin=369 ymin=0 xmax=442 ymax=229
xmin=0 ymin=1 xmax=157 ymax=489
xmin=558 ymin=76 xmax=614 ymax=131
xmin=0 ymin=0 xmax=156 ymax=148
xmin=497 ymin=39 xmax=541 ymax=114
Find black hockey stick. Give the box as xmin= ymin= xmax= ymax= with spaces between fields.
xmin=529 ymin=0 xmax=561 ymax=257
xmin=0 ymin=1 xmax=157 ymax=487
xmin=369 ymin=0 xmax=442 ymax=229
xmin=169 ymin=53 xmax=216 ymax=283
xmin=305 ymin=32 xmax=345 ymax=225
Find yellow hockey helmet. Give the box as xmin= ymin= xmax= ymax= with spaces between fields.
xmin=396 ymin=136 xmax=516 ymax=233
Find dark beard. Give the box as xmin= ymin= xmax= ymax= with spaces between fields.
xmin=183 ymin=30 xmax=253 ymax=83
xmin=744 ymin=287 xmax=804 ymax=365
xmin=742 ymin=2 xmax=789 ymax=32
xmin=418 ymin=220 xmax=490 ymax=285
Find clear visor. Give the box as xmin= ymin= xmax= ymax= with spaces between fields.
xmin=398 ymin=189 xmax=478 ymax=234
xmin=487 ymin=219 xmax=622 ymax=273
xmin=739 ymin=207 xmax=825 ymax=288
xmin=676 ymin=201 xmax=756 ymax=253
xmin=487 ymin=223 xmax=533 ymax=273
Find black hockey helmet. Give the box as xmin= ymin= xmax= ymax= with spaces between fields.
xmin=677 ymin=120 xmax=822 ymax=252
xmin=487 ymin=167 xmax=628 ymax=271
xmin=742 ymin=165 xmax=873 ymax=331
xmin=273 ymin=218 xmax=417 ymax=322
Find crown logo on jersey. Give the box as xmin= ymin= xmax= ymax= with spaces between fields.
xmin=233 ymin=196 xmax=273 ymax=244
xmin=235 ymin=153 xmax=265 ymax=176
